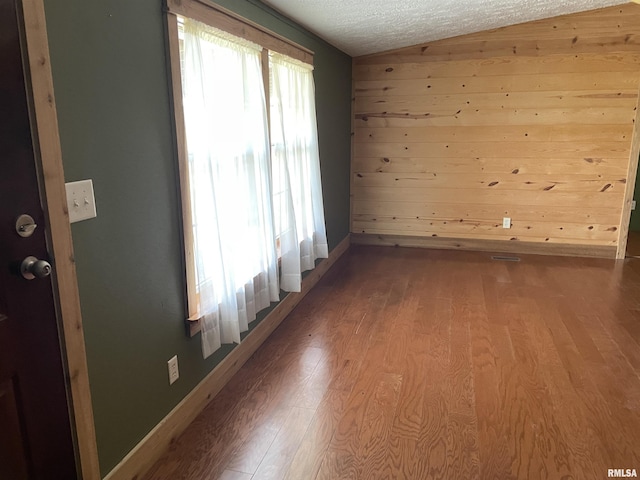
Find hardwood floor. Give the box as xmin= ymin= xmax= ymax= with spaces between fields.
xmin=143 ymin=246 xmax=640 ymax=479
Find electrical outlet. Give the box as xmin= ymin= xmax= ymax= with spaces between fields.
xmin=65 ymin=179 xmax=97 ymax=223
xmin=502 ymin=217 xmax=511 ymax=229
xmin=632 ymin=200 xmax=637 ymax=211
xmin=168 ymin=355 xmax=179 ymax=385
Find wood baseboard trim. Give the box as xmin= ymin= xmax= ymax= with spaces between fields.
xmin=103 ymin=234 xmax=350 ymax=480
xmin=350 ymin=233 xmax=616 ymax=259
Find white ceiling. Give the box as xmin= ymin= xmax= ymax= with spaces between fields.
xmin=261 ymin=0 xmax=628 ymax=57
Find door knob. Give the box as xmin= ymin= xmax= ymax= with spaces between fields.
xmin=20 ymin=256 xmax=52 ymax=280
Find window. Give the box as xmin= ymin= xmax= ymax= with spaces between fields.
xmin=166 ymin=0 xmax=328 ymax=358
xmin=269 ymin=52 xmax=328 ymax=291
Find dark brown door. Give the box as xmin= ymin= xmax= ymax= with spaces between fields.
xmin=0 ymin=0 xmax=78 ymax=478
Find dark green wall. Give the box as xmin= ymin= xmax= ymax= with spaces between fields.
xmin=43 ymin=0 xmax=351 ymax=475
xmin=630 ymin=154 xmax=640 ymax=232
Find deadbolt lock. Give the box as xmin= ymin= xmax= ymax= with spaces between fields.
xmin=15 ymin=214 xmax=37 ymax=238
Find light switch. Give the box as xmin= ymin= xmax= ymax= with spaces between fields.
xmin=65 ymin=179 xmax=97 ymax=223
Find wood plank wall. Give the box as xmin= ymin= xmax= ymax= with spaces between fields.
xmin=351 ymin=3 xmax=640 ymax=258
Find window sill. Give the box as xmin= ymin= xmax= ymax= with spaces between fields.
xmin=186 ymin=313 xmax=203 ymax=337
xmin=184 ymin=236 xmax=349 ymax=338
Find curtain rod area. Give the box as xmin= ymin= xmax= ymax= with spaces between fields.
xmin=164 ymin=0 xmax=314 ymax=59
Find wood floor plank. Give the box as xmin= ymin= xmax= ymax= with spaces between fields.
xmin=469 ymin=300 xmax=512 ymax=479
xmin=383 ymin=435 xmax=421 ymax=480
xmin=224 ymin=404 xmax=290 ymax=474
xmin=283 ymin=388 xmax=350 ymax=480
xmin=542 ymin=364 xmax=605 ymax=479
xmin=357 ymin=372 xmax=403 ymax=479
xmin=504 ymin=302 xmax=576 ymax=479
xmin=383 ymin=272 xmax=419 ymax=374
xmin=445 ymin=412 xmax=480 ymax=479
xmin=535 ymin=298 xmax=640 ymax=467
xmin=481 ymin=274 xmax=506 ymax=326
xmin=143 ymin=246 xmax=640 ymax=480
xmin=414 ymin=296 xmax=452 ymax=336
xmin=556 ymin=303 xmax=606 ymax=364
xmin=251 ymin=406 xmax=316 ymax=480
xmin=594 ymin=309 xmax=640 ymax=374
xmin=451 ymin=256 xmax=486 ymax=306
xmin=415 ymin=391 xmax=448 ymax=478
xmin=445 ymin=303 xmax=481 ymax=476
xmin=580 ymin=314 xmax=640 ymax=410
xmin=390 ymin=333 xmax=429 ymax=440
xmin=448 ymin=305 xmax=478 ymax=417
xmin=217 ymin=471 xmax=252 ymax=480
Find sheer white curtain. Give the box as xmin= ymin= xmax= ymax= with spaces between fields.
xmin=182 ymin=19 xmax=279 ymax=358
xmin=270 ymin=53 xmax=329 ymax=292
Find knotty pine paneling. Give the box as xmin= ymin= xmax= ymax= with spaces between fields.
xmin=353 ymin=157 xmax=628 ymax=176
xmin=351 ymin=3 xmax=640 ymax=256
xmin=355 ymin=73 xmax=640 ymax=96
xmin=351 ymin=201 xmax=620 ymax=225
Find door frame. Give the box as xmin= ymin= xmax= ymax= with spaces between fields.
xmin=617 ymin=84 xmax=640 ymax=259
xmin=20 ymin=0 xmax=100 ymax=478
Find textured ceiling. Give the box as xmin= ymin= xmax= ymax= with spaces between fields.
xmin=261 ymin=0 xmax=629 ymax=56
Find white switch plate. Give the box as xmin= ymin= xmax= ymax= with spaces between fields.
xmin=632 ymin=200 xmax=637 ymax=211
xmin=65 ymin=179 xmax=97 ymax=223
xmin=168 ymin=355 xmax=179 ymax=385
xmin=502 ymin=217 xmax=511 ymax=229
